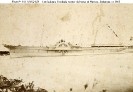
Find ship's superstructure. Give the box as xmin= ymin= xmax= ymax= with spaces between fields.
xmin=4 ymin=39 xmax=133 ymax=57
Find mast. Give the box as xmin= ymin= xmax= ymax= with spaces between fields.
xmin=80 ymin=34 xmax=83 ymax=46
xmin=40 ymin=25 xmax=44 ymax=46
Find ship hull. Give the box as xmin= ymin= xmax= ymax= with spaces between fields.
xmin=4 ymin=39 xmax=133 ymax=57
xmin=6 ymin=46 xmax=127 ymax=58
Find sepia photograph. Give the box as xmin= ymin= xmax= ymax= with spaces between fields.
xmin=0 ymin=4 xmax=133 ymax=92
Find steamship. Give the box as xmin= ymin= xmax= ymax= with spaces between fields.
xmin=4 ymin=39 xmax=133 ymax=57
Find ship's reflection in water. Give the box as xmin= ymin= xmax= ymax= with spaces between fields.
xmin=0 ymin=53 xmax=133 ymax=92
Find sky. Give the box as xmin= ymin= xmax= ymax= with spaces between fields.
xmin=0 ymin=4 xmax=133 ymax=50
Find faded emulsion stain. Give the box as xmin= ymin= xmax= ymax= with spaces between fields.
xmin=84 ymin=83 xmax=88 ymax=90
xmin=61 ymin=13 xmax=71 ymax=22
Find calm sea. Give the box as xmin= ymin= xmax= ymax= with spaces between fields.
xmin=0 ymin=53 xmax=133 ymax=92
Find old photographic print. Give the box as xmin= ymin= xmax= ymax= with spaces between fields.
xmin=0 ymin=3 xmax=133 ymax=92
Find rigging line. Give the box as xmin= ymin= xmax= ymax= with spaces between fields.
xmin=40 ymin=25 xmax=44 ymax=46
xmin=106 ymin=24 xmax=118 ymax=37
xmin=93 ymin=25 xmax=105 ymax=45
xmin=93 ymin=30 xmax=98 ymax=45
xmin=93 ymin=24 xmax=118 ymax=45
